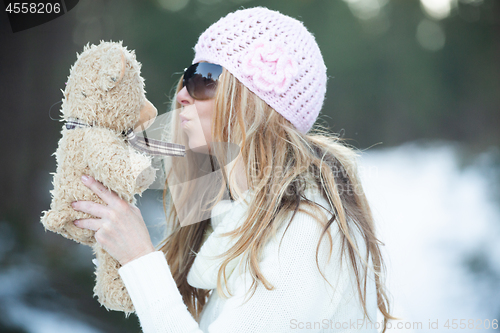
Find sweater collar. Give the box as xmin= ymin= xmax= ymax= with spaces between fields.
xmin=187 ymin=184 xmax=322 ymax=290
xmin=210 ymin=188 xmax=252 ymax=229
xmin=187 ymin=188 xmax=254 ymax=290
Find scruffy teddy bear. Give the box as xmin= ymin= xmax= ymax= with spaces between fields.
xmin=41 ymin=40 xmax=162 ymax=314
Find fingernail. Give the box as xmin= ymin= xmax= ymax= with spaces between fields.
xmin=82 ymin=175 xmax=89 ymax=183
xmin=74 ymin=220 xmax=79 ymax=226
xmin=71 ymin=202 xmax=76 ymax=208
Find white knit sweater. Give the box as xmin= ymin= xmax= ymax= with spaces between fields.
xmin=118 ymin=185 xmax=378 ymax=333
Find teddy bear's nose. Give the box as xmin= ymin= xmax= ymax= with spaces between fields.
xmin=134 ymin=99 xmax=157 ymax=132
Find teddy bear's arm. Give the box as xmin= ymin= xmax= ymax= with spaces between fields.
xmin=83 ymin=127 xmax=154 ymax=201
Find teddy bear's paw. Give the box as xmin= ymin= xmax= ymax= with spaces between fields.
xmin=135 ymin=165 xmax=157 ymax=192
xmin=128 ymin=146 xmax=151 ymax=167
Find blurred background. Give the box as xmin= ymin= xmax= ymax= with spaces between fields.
xmin=1 ymin=0 xmax=499 ymax=332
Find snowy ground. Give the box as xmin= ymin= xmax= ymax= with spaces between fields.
xmin=359 ymin=141 xmax=500 ymax=332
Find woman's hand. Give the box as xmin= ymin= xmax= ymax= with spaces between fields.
xmin=72 ymin=175 xmax=155 ymax=266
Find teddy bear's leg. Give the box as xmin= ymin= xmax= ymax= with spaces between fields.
xmin=41 ymin=208 xmax=96 ymax=246
xmin=92 ymin=244 xmax=135 ymax=315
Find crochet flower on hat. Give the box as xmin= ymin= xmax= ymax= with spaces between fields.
xmin=242 ymin=41 xmax=298 ymax=94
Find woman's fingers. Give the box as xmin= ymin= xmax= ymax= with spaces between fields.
xmin=81 ymin=175 xmax=119 ymax=206
xmin=72 ymin=200 xmax=109 ymax=219
xmin=71 ymin=175 xmax=155 ymax=265
xmin=74 ymin=218 xmax=102 ymax=231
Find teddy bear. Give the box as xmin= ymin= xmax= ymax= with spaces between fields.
xmin=40 ymin=40 xmax=183 ymax=315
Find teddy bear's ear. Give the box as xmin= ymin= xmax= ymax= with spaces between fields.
xmin=98 ymin=45 xmax=126 ymax=92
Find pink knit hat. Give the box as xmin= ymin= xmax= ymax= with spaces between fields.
xmin=193 ymin=7 xmax=327 ymax=134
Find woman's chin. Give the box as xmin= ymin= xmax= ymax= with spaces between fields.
xmin=189 ymin=142 xmax=210 ymax=155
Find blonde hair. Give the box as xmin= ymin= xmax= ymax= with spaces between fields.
xmin=158 ymin=69 xmax=396 ymax=331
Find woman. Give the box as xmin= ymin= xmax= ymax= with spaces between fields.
xmin=72 ymin=6 xmax=394 ymax=333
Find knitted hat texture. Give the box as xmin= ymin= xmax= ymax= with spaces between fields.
xmin=193 ymin=7 xmax=327 ymax=134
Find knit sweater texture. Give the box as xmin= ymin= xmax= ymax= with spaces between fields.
xmin=118 ymin=184 xmax=378 ymax=332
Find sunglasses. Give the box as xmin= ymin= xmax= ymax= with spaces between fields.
xmin=182 ymin=62 xmax=223 ymax=100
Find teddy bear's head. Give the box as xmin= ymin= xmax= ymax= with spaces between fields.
xmin=62 ymin=40 xmax=156 ymax=132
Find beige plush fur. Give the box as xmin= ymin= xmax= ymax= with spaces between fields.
xmin=41 ymin=40 xmax=158 ymax=315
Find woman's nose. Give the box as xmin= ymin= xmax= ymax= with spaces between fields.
xmin=177 ymin=86 xmax=194 ymax=106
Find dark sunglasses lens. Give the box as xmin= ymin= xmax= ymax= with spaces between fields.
xmin=184 ymin=63 xmax=222 ymax=100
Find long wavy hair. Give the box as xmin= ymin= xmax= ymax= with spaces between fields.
xmin=158 ymin=68 xmax=396 ymax=332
